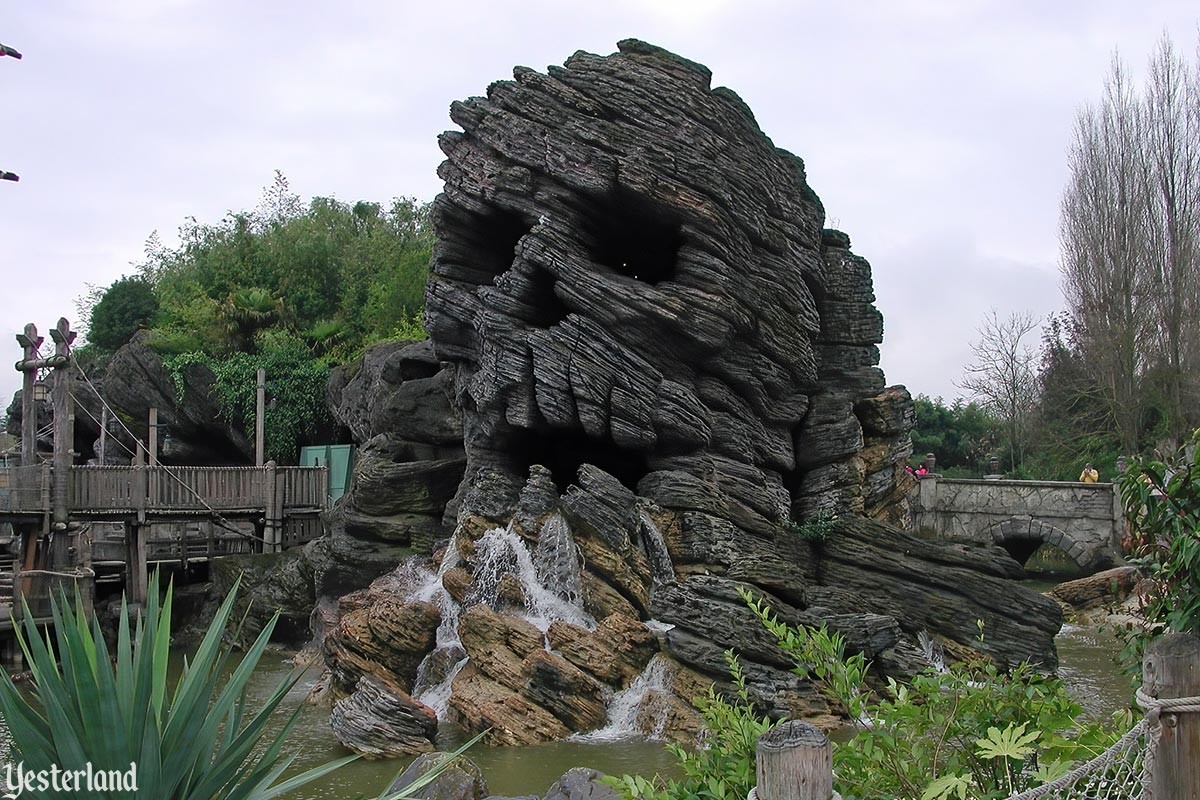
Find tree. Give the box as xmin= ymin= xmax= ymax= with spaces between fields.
xmin=911 ymin=395 xmax=1001 ymax=474
xmin=1060 ymin=56 xmax=1155 ymax=453
xmin=1141 ymin=36 xmax=1200 ymax=444
xmin=1058 ymin=35 xmax=1200 ymax=452
xmin=1028 ymin=313 xmax=1122 ymax=479
xmin=88 ymin=275 xmax=159 ymax=350
xmin=957 ymin=310 xmax=1039 ymax=472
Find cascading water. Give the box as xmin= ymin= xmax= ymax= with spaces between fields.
xmin=469 ymin=518 xmax=595 ymax=632
xmin=411 ymin=515 xmax=596 ymax=719
xmin=638 ymin=511 xmax=675 ymax=585
xmin=572 ymin=655 xmax=674 ymax=742
xmin=409 ymin=539 xmax=467 ymax=715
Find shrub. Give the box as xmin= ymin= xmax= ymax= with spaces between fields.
xmin=88 ymin=276 xmax=159 ymax=351
xmin=743 ymin=589 xmax=1125 ymax=800
xmin=1116 ymin=428 xmax=1200 ymax=672
xmin=783 ymin=512 xmax=838 ymax=544
xmin=164 ymin=330 xmax=330 ymax=463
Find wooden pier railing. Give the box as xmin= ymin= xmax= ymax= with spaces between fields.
xmin=0 ymin=464 xmax=327 ymax=517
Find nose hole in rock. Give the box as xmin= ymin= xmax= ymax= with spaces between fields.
xmin=524 ymin=265 xmax=570 ymax=329
xmin=468 ymin=207 xmax=533 ymax=281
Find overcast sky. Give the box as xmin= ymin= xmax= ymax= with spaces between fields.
xmin=2 ymin=1 xmax=1198 ymax=410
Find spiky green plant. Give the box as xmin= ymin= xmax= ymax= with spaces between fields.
xmin=0 ymin=575 xmax=352 ymax=799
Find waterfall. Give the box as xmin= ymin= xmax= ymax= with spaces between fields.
xmin=413 ymin=655 xmax=468 ymax=718
xmin=470 ymin=520 xmax=595 ymax=632
xmin=638 ymin=511 xmax=674 ymax=585
xmin=572 ymin=655 xmax=673 ymax=742
xmin=917 ymin=630 xmax=948 ymax=674
xmin=406 ymin=516 xmax=597 ymax=720
xmin=406 ymin=538 xmax=467 ymax=720
xmin=408 ymin=537 xmax=464 ymax=649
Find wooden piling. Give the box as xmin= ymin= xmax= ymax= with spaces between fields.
xmin=1143 ymin=633 xmax=1200 ymax=800
xmin=755 ymin=721 xmax=835 ymax=800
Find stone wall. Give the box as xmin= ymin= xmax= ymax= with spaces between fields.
xmin=910 ymin=476 xmax=1124 ymax=572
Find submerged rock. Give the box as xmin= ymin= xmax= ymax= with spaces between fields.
xmin=329 ymin=674 xmax=438 ymax=758
xmin=387 ymin=751 xmax=489 ymax=800
xmin=540 ymin=768 xmax=622 ymax=800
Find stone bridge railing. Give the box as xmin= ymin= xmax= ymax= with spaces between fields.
xmin=909 ymin=475 xmax=1125 ymax=572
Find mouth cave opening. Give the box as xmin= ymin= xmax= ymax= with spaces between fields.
xmin=582 ymin=187 xmax=683 ymax=285
xmin=504 ymin=426 xmax=649 ymax=494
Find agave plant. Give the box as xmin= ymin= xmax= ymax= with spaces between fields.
xmin=0 ymin=575 xmax=478 ymax=800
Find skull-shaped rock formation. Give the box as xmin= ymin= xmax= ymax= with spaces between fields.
xmin=427 ymin=40 xmax=904 ymax=531
xmin=321 ymin=40 xmax=1062 ymax=754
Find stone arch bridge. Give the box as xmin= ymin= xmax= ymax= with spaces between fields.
xmin=909 ymin=476 xmax=1125 ymax=573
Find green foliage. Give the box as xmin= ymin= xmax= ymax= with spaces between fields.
xmin=742 ymin=590 xmax=1126 ymax=800
xmin=604 ymin=652 xmax=772 ymax=800
xmin=165 ymin=330 xmax=329 ymax=463
xmin=912 ymin=395 xmax=1001 ymax=475
xmin=783 ymin=511 xmax=838 ymax=544
xmin=79 ymin=175 xmax=436 ymax=463
xmin=1024 ymin=314 xmax=1125 ymax=481
xmin=385 ymin=311 xmax=429 ymax=344
xmin=1116 ymin=429 xmax=1200 ymax=672
xmin=88 ymin=276 xmax=159 ymax=351
xmin=0 ymin=574 xmax=356 ymax=800
xmin=143 ymin=177 xmax=433 ymax=356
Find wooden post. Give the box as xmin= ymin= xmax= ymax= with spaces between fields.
xmin=124 ymin=520 xmax=147 ymax=606
xmin=755 ymin=721 xmax=835 ymax=800
xmin=148 ymin=407 xmax=158 ymax=467
xmin=97 ymin=406 xmax=108 ymax=464
xmin=49 ymin=318 xmax=75 ymax=534
xmin=1143 ymin=633 xmax=1200 ymax=800
xmin=16 ymin=323 xmax=41 ymax=467
xmin=127 ymin=442 xmax=148 ymax=606
xmin=255 ymin=368 xmax=266 ymax=467
xmin=263 ymin=459 xmax=280 ymax=553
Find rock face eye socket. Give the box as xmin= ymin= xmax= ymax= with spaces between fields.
xmin=582 ymin=187 xmax=683 ymax=285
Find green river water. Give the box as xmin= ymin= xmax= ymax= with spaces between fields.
xmin=0 ymin=591 xmax=1133 ymax=800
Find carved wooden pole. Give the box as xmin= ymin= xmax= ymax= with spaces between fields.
xmin=755 ymin=721 xmax=835 ymax=800
xmin=97 ymin=406 xmax=109 ymax=464
xmin=1143 ymin=633 xmax=1200 ymax=799
xmin=15 ymin=323 xmax=41 ymax=467
xmin=148 ymin=406 xmax=158 ymax=467
xmin=49 ymin=317 xmax=75 ymax=534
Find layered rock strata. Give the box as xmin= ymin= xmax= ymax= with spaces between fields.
xmin=320 ymin=40 xmax=1062 ymax=755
